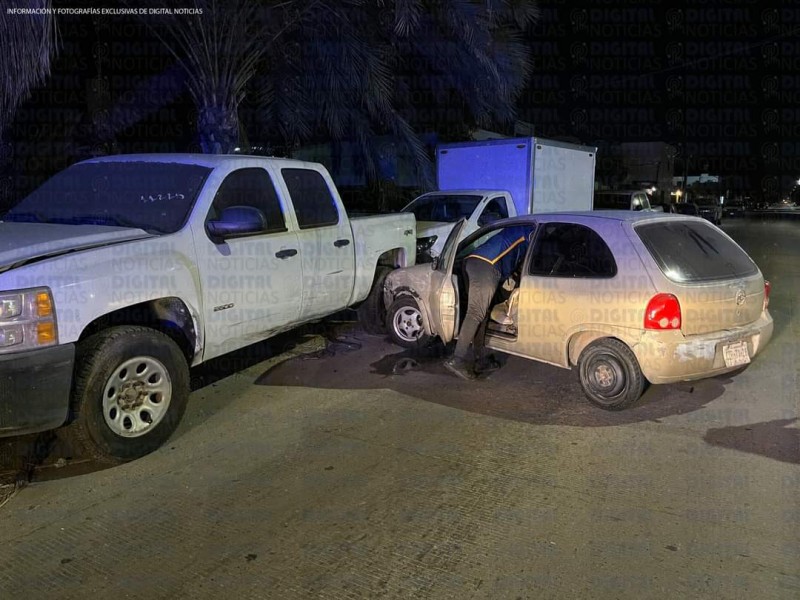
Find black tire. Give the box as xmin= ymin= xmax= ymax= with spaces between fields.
xmin=386 ymin=296 xmax=432 ymax=349
xmin=577 ymin=338 xmax=646 ymax=411
xmin=357 ymin=266 xmax=391 ymax=335
xmin=61 ymin=326 xmax=190 ymax=463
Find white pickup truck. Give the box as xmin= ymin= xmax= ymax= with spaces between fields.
xmin=0 ymin=154 xmax=415 ymax=461
xmin=401 ymin=190 xmax=517 ymax=261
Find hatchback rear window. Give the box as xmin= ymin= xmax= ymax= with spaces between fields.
xmin=636 ymin=220 xmax=758 ymax=282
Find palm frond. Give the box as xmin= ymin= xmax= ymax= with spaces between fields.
xmin=0 ymin=0 xmax=57 ymax=137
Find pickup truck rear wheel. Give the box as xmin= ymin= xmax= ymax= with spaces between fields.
xmin=357 ymin=266 xmax=391 ymax=335
xmin=62 ymin=326 xmax=189 ymax=463
xmin=386 ymin=297 xmax=432 ymax=349
xmin=577 ymin=338 xmax=645 ymax=411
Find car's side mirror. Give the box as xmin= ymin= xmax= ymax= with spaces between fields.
xmin=206 ymin=205 xmax=267 ymax=244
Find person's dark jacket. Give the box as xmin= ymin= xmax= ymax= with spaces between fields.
xmin=466 ymin=226 xmax=531 ymax=279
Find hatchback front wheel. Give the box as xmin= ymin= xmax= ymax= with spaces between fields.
xmin=386 ymin=297 xmax=432 ymax=348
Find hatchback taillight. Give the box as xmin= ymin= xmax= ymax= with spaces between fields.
xmin=764 ymin=280 xmax=771 ymax=311
xmin=644 ymin=293 xmax=682 ymax=330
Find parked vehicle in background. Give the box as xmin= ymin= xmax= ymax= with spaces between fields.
xmin=695 ymin=197 xmax=723 ymax=225
xmin=403 ymin=137 xmax=597 ymax=261
xmin=723 ymin=200 xmax=745 ymax=218
xmin=384 ymin=211 xmax=772 ymax=410
xmin=402 ymin=190 xmax=516 ymax=262
xmin=669 ymin=202 xmax=700 ymax=217
xmin=766 ymin=201 xmax=799 ymax=211
xmin=0 ymin=154 xmax=416 ymax=461
xmin=594 ymin=190 xmax=653 ymax=211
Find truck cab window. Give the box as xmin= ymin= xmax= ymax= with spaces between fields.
xmin=529 ymin=223 xmax=617 ymax=278
xmin=210 ymin=168 xmax=287 ymax=233
xmin=479 ymin=198 xmax=510 ymax=225
xmin=281 ymin=168 xmax=340 ymax=229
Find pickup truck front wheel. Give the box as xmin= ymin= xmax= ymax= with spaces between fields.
xmin=63 ymin=326 xmax=189 ymax=463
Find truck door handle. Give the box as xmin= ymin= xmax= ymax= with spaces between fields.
xmin=275 ymin=249 xmax=298 ymax=259
xmin=334 ymin=239 xmax=350 ymax=247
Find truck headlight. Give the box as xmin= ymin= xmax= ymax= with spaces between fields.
xmin=0 ymin=288 xmax=58 ymax=353
xmin=416 ymin=235 xmax=438 ymax=254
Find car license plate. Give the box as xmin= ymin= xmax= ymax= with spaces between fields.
xmin=722 ymin=340 xmax=750 ymax=367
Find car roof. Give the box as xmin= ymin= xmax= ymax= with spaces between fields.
xmin=416 ymin=190 xmax=507 ymax=196
xmin=485 ymin=211 xmax=705 ymax=227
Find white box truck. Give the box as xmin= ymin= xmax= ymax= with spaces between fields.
xmin=402 ymin=137 xmax=597 ymax=260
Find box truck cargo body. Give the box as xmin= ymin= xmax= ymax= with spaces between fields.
xmin=436 ymin=137 xmax=597 ymax=216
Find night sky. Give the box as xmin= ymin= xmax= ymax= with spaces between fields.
xmin=519 ymin=1 xmax=800 ymax=200
xmin=7 ymin=1 xmax=800 ymax=204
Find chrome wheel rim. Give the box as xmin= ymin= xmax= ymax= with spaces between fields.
xmin=392 ymin=305 xmax=424 ymax=343
xmin=102 ymin=356 xmax=172 ymax=438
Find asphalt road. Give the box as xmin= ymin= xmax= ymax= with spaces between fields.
xmin=0 ymin=218 xmax=798 ymax=599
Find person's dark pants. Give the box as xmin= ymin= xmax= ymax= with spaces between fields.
xmin=453 ymin=258 xmax=502 ymax=362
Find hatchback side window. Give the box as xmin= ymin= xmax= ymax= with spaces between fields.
xmin=281 ymin=168 xmax=340 ymax=229
xmin=208 ymin=168 xmax=287 ymax=233
xmin=529 ymin=223 xmax=617 ymax=278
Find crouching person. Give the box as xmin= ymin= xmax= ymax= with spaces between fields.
xmin=444 ymin=226 xmax=533 ymax=380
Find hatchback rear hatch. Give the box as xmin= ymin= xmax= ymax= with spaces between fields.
xmin=634 ymin=219 xmax=765 ymax=335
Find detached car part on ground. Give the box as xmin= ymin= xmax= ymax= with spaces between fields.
xmin=384 ymin=212 xmax=772 ymax=410
xmin=0 ymin=155 xmax=415 ymax=462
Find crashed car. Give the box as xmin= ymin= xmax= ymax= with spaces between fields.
xmin=383 ymin=212 xmax=773 ymax=410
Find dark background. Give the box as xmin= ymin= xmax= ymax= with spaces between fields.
xmin=520 ymin=1 xmax=800 ymax=202
xmin=6 ymin=1 xmax=800 ymax=207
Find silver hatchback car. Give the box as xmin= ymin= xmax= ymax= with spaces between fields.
xmin=383 ymin=212 xmax=773 ymax=410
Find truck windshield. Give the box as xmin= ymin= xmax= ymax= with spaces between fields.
xmin=3 ymin=161 xmax=212 ymax=234
xmin=403 ymin=194 xmax=482 ymax=222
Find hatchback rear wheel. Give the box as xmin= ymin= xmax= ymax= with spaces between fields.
xmin=578 ymin=338 xmax=645 ymax=410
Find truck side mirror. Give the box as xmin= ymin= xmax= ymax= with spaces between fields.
xmin=206 ymin=205 xmax=267 ymax=244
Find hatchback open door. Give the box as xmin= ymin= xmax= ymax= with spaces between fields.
xmin=428 ymin=219 xmax=467 ymax=343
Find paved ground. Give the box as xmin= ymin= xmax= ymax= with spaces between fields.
xmin=0 ymin=219 xmax=798 ymax=599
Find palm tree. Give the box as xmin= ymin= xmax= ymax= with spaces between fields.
xmin=0 ymin=1 xmax=57 ymax=211
xmin=0 ymin=1 xmax=57 ymax=142
xmin=143 ymin=0 xmax=537 ymax=180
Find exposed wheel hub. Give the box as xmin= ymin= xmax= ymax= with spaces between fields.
xmin=594 ymin=364 xmax=616 ymax=388
xmin=118 ymin=380 xmax=149 ymax=410
xmin=590 ymin=357 xmax=625 ymax=397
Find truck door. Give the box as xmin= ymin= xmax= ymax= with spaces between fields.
xmin=427 ymin=219 xmax=466 ymax=343
xmin=278 ymin=167 xmax=355 ymax=320
xmin=195 ymin=167 xmax=302 ymax=359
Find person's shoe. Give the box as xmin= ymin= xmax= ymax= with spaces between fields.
xmin=443 ymin=357 xmax=476 ymax=381
xmin=474 ymin=354 xmax=501 ymax=375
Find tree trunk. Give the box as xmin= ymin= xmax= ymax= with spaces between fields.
xmin=197 ymin=104 xmax=239 ymax=154
xmin=0 ymin=139 xmax=14 ymax=214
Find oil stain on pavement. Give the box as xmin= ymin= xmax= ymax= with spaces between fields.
xmin=255 ymin=324 xmax=726 ymax=429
